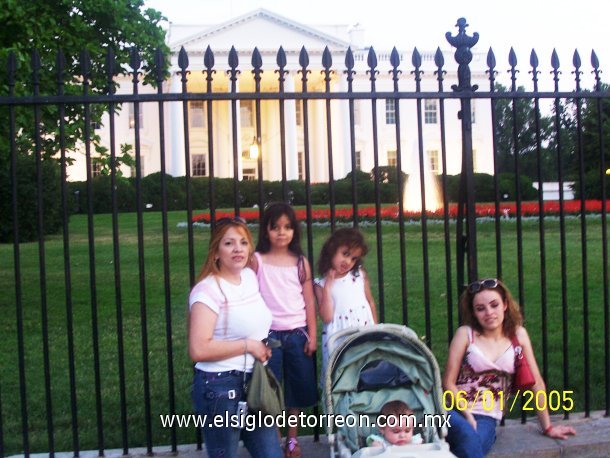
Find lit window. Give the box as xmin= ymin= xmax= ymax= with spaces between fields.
xmin=92 ymin=161 xmax=102 ymax=177
xmin=242 ymin=167 xmax=256 ymax=180
xmin=387 ymin=150 xmax=397 ymax=167
xmin=129 ymin=103 xmax=144 ymax=129
xmin=427 ymin=150 xmax=439 ymax=174
xmin=355 ymin=150 xmax=361 ymax=170
xmin=192 ymin=154 xmax=206 ymax=177
xmin=471 ymin=102 xmax=476 ymax=124
xmin=298 ymin=151 xmax=304 ymax=180
xmin=296 ymin=101 xmax=303 ymax=127
xmin=190 ymin=101 xmax=205 ymax=128
xmin=424 ymin=99 xmax=437 ymax=124
xmin=240 ymin=100 xmax=253 ymax=128
xmin=385 ymin=99 xmax=396 ymax=124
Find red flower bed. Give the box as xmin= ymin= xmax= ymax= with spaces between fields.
xmin=192 ymin=200 xmax=609 ymax=224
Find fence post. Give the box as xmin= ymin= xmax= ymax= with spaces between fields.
xmin=446 ymin=18 xmax=479 ymax=291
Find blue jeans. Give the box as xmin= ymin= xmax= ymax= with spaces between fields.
xmin=267 ymin=328 xmax=318 ymax=409
xmin=192 ymin=369 xmax=282 ymax=458
xmin=446 ymin=410 xmax=497 ymax=458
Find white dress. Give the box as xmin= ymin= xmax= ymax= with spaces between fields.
xmin=315 ymin=268 xmax=374 ymax=376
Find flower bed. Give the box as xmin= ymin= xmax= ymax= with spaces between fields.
xmin=192 ymin=200 xmax=609 ymax=224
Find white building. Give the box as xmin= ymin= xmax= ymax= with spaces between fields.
xmin=68 ymin=9 xmax=494 ymax=184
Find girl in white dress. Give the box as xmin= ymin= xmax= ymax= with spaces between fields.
xmin=314 ymin=228 xmax=378 ymax=378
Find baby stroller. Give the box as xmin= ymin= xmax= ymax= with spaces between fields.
xmin=323 ymin=323 xmax=454 ymax=457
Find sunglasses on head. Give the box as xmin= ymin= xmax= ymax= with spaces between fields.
xmin=215 ymin=216 xmax=247 ymax=226
xmin=468 ymin=278 xmax=499 ymax=293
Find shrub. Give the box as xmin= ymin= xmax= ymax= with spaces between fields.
xmin=0 ymin=154 xmax=62 ymax=243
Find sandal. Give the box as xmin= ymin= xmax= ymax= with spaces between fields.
xmin=284 ymin=437 xmax=301 ymax=458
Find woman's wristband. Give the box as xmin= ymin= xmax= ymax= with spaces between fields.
xmin=543 ymin=425 xmax=553 ymax=436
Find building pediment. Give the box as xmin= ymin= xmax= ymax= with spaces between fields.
xmin=170 ymin=8 xmax=351 ymax=56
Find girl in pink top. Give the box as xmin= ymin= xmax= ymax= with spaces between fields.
xmin=251 ymin=202 xmax=317 ymax=458
xmin=443 ymin=278 xmax=576 ymax=458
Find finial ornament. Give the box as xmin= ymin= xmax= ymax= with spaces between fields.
xmin=446 ymin=18 xmax=479 ymax=91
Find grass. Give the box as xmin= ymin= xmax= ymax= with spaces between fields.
xmin=0 ymin=209 xmax=608 ymax=455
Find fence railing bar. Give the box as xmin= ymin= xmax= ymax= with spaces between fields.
xmin=531 ymin=61 xmax=549 ymax=382
xmin=178 ymin=60 xmax=196 ymax=285
xmin=5 ymin=89 xmax=610 ymax=106
xmin=252 ymin=50 xmax=264 ymax=216
xmin=32 ymin=51 xmax=55 ymax=455
xmin=8 ymin=51 xmax=30 ymax=457
xmin=573 ymin=61 xmax=591 ymax=416
xmin=435 ymin=70 xmax=454 ymax=342
xmin=322 ymin=50 xmax=336 ymax=230
xmin=204 ymin=57 xmax=216 ymax=234
xmin=367 ymin=49 xmax=385 ymax=322
xmin=391 ymin=69 xmax=409 ymax=326
xmin=131 ymin=58 xmax=154 ymax=452
xmin=345 ymin=48 xmax=359 ymax=228
xmin=107 ymin=98 xmax=129 ymax=454
xmin=277 ymin=49 xmax=289 ymax=200
xmin=57 ymin=51 xmax=80 ymax=456
xmin=228 ymin=48 xmax=241 ymax=216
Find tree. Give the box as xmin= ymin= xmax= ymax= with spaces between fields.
xmin=0 ymin=0 xmax=169 ymax=241
xmin=492 ymin=83 xmax=555 ymax=181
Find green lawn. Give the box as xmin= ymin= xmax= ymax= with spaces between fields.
xmin=0 ymin=210 xmax=608 ymax=455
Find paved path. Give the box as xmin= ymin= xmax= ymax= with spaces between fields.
xmin=9 ymin=411 xmax=610 ymax=458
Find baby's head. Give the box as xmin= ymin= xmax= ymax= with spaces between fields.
xmin=377 ymin=400 xmax=414 ymax=446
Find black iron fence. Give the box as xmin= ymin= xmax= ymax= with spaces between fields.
xmin=0 ymin=17 xmax=608 ymax=457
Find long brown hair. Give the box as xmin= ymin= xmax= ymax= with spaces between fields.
xmin=197 ymin=220 xmax=254 ymax=282
xmin=317 ymin=227 xmax=368 ymax=277
xmin=459 ymin=278 xmax=523 ymax=337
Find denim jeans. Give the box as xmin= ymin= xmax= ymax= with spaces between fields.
xmin=192 ymin=369 xmax=282 ymax=458
xmin=446 ymin=410 xmax=497 ymax=458
xmin=267 ymin=328 xmax=318 ymax=408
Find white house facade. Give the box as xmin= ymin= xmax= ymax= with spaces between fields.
xmin=67 ymin=9 xmax=494 ymax=184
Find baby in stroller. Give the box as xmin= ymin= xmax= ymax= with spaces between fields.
xmin=323 ymin=324 xmax=454 ymax=457
xmin=364 ymin=400 xmax=423 ymax=448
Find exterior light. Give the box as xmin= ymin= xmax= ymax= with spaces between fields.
xmin=249 ymin=137 xmax=259 ymax=159
xmin=606 ymin=168 xmax=610 ymax=175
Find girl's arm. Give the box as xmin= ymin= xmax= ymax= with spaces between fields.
xmin=315 ymin=270 xmax=336 ymax=324
xmin=188 ymin=302 xmax=270 ymax=362
xmin=516 ymin=326 xmax=576 ymax=439
xmin=442 ymin=326 xmax=477 ymax=429
xmin=362 ymin=269 xmax=378 ymax=323
xmin=302 ymin=258 xmax=317 ymax=356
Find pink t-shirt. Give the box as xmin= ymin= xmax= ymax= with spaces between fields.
xmin=254 ymin=252 xmax=307 ymax=330
xmin=455 ymin=326 xmax=515 ymax=420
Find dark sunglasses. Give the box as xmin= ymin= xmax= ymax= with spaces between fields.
xmin=468 ymin=278 xmax=499 ymax=293
xmin=215 ymin=216 xmax=247 ymax=226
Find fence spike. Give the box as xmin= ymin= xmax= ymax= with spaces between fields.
xmin=367 ymin=46 xmax=378 ymax=70
xmin=299 ymin=46 xmax=309 ymax=69
xmin=178 ymin=46 xmax=189 ymax=70
xmin=572 ymin=49 xmax=582 ymax=70
xmin=591 ymin=49 xmax=600 ymax=71
xmin=129 ymin=46 xmax=141 ymax=73
xmin=433 ymin=47 xmax=444 ymax=68
xmin=105 ymin=48 xmax=115 ymax=80
xmin=508 ymin=47 xmax=517 ymax=67
xmin=530 ymin=49 xmax=539 ymax=69
xmin=79 ymin=48 xmax=91 ymax=81
xmin=486 ymin=47 xmax=496 ymax=72
xmin=228 ymin=46 xmax=238 ymax=69
xmin=154 ymin=48 xmax=165 ymax=84
xmin=7 ymin=51 xmax=16 ymax=85
xmin=56 ymin=49 xmax=66 ymax=85
xmin=322 ymin=46 xmax=332 ymax=70
xmin=411 ymin=47 xmax=422 ymax=68
xmin=204 ymin=45 xmax=214 ymax=70
xmin=345 ymin=46 xmax=355 ymax=71
xmin=251 ymin=47 xmax=263 ymax=70
xmin=276 ymin=46 xmax=287 ymax=69
xmin=551 ymin=49 xmax=560 ymax=70
xmin=390 ymin=47 xmax=401 ymax=68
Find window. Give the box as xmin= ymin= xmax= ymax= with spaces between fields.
xmin=353 ymin=100 xmax=361 ymax=125
xmin=190 ymin=101 xmax=205 ymax=128
xmin=387 ymin=150 xmax=397 ymax=167
xmin=471 ymin=102 xmax=476 ymax=124
xmin=240 ymin=100 xmax=253 ymax=128
xmin=296 ymin=101 xmax=303 ymax=127
xmin=192 ymin=154 xmax=206 ymax=177
xmin=424 ymin=99 xmax=437 ymax=124
xmin=427 ymin=150 xmax=439 ymax=174
xmin=242 ymin=167 xmax=256 ymax=180
xmin=92 ymin=161 xmax=102 ymax=177
xmin=91 ymin=119 xmax=102 ymax=130
xmin=355 ymin=150 xmax=362 ymax=170
xmin=129 ymin=103 xmax=143 ymax=129
xmin=385 ymin=99 xmax=396 ymax=124
xmin=298 ymin=151 xmax=304 ymax=180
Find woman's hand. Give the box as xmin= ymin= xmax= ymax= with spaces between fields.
xmin=246 ymin=339 xmax=272 ymax=363
xmin=304 ymin=338 xmax=317 ymax=356
xmin=545 ymin=424 xmax=576 ymax=440
xmin=464 ymin=411 xmax=478 ymax=430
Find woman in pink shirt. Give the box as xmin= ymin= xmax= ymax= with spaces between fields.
xmin=251 ymin=203 xmax=317 ymax=458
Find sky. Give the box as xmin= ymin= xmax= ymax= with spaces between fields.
xmin=143 ymin=0 xmax=607 ymax=89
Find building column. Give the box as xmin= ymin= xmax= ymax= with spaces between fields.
xmin=285 ymin=74 xmax=298 ymax=180
xmin=169 ymin=72 xmax=185 ymax=177
xmin=313 ymin=100 xmax=327 ymax=182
